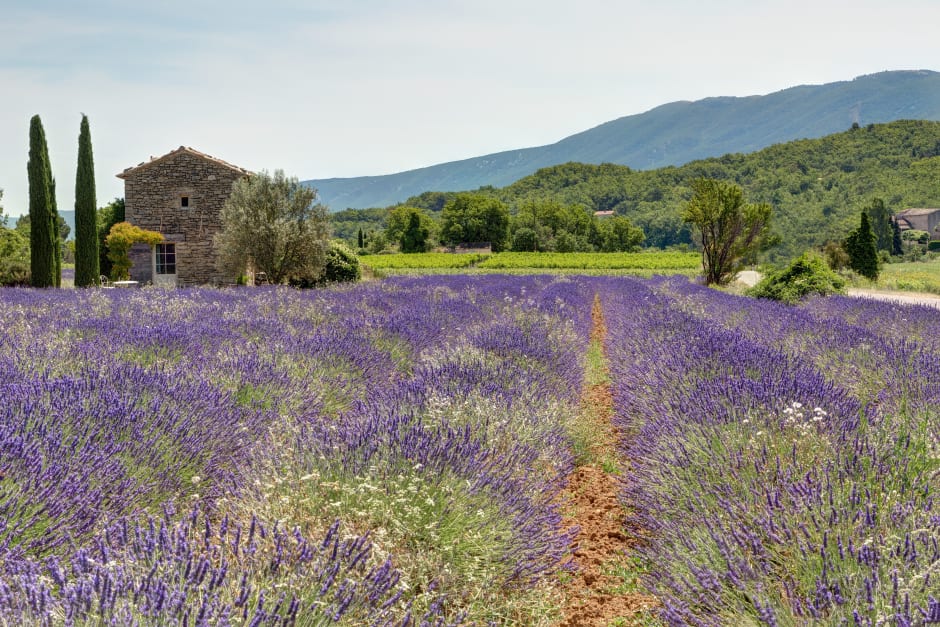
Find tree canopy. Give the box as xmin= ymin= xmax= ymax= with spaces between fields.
xmin=386 ymin=206 xmax=435 ymax=252
xmin=439 ymin=193 xmax=510 ymax=252
xmin=215 ymin=170 xmax=330 ymax=284
xmin=0 ymin=188 xmax=31 ymax=286
xmin=682 ymin=178 xmax=772 ymax=285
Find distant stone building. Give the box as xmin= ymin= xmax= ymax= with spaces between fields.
xmin=117 ymin=146 xmax=250 ymax=286
xmin=895 ymin=208 xmax=940 ymax=241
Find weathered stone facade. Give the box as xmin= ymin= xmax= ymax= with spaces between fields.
xmin=896 ymin=208 xmax=940 ymax=241
xmin=118 ymin=147 xmax=250 ymax=285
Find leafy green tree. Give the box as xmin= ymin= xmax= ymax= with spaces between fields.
xmin=0 ymin=188 xmax=31 ymax=286
xmin=400 ymin=212 xmax=430 ymax=253
xmin=27 ymin=114 xmax=59 ymax=287
xmin=511 ymin=227 xmax=539 ymax=252
xmin=0 ymin=227 xmax=30 ymax=286
xmin=74 ymin=114 xmax=99 ymax=287
xmin=98 ymin=198 xmax=125 ymax=278
xmin=386 ymin=206 xmax=437 ymax=249
xmin=440 ymin=193 xmax=510 ymax=252
xmin=215 ymin=170 xmax=330 ymax=284
xmin=357 ymin=227 xmax=364 ymax=249
xmin=682 ymin=178 xmax=773 ymax=285
xmin=510 ymin=199 xmax=592 ymax=251
xmin=593 ymin=215 xmax=645 ymax=252
xmin=844 ymin=211 xmax=879 ymax=280
xmin=864 ymin=198 xmax=893 ymax=252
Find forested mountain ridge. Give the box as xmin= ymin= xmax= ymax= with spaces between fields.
xmin=310 ymin=70 xmax=940 ymax=210
xmin=503 ymin=120 xmax=940 ymax=259
xmin=331 ymin=120 xmax=940 ymax=260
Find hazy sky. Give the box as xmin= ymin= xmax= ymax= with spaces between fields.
xmin=2 ymin=0 xmax=939 ymax=217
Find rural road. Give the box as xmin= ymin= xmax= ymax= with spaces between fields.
xmin=848 ymin=288 xmax=940 ymax=309
xmin=735 ymin=271 xmax=940 ymax=309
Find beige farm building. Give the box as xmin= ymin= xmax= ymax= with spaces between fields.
xmin=895 ymin=208 xmax=940 ymax=242
xmin=117 ymin=147 xmax=250 ymax=286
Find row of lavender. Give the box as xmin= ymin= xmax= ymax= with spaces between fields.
xmin=0 ymin=276 xmax=595 ymax=625
xmin=600 ymin=276 xmax=940 ymax=625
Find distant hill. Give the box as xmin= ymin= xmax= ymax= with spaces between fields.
xmin=59 ymin=210 xmax=75 ymax=238
xmin=307 ymin=70 xmax=940 ymax=210
xmin=486 ymin=120 xmax=940 ymax=259
xmin=331 ymin=120 xmax=940 ymax=261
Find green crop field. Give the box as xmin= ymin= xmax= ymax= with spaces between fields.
xmin=871 ymin=257 xmax=940 ymax=295
xmin=361 ymin=250 xmax=702 ymax=276
xmin=478 ymin=251 xmax=701 ymax=272
xmin=359 ymin=252 xmax=489 ymax=271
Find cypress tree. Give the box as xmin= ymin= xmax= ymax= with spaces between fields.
xmin=74 ymin=114 xmax=99 ymax=286
xmin=845 ymin=211 xmax=879 ymax=280
xmin=357 ymin=227 xmax=364 ymax=249
xmin=51 ymin=177 xmax=61 ymax=287
xmin=891 ymin=218 xmax=903 ymax=256
xmin=27 ymin=115 xmax=57 ymax=287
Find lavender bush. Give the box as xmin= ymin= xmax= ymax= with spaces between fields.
xmin=0 ymin=276 xmax=593 ymax=624
xmin=602 ymin=276 xmax=940 ymax=625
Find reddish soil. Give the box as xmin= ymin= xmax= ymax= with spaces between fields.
xmin=557 ymin=297 xmax=658 ymax=627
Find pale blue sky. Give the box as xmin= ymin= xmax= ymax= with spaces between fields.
xmin=2 ymin=0 xmax=939 ymax=216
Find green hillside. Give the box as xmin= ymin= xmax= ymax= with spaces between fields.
xmin=310 ymin=70 xmax=940 ymax=210
xmin=332 ymin=120 xmax=940 ymax=260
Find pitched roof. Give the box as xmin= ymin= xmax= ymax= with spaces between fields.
xmin=896 ymin=208 xmax=940 ymax=217
xmin=116 ymin=146 xmax=251 ymax=179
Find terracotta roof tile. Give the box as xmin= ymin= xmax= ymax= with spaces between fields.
xmin=116 ymin=146 xmax=250 ymax=179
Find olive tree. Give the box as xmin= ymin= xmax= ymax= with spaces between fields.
xmin=215 ymin=170 xmax=329 ymax=284
xmin=682 ymin=178 xmax=772 ymax=285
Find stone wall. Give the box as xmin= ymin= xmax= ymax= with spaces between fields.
xmin=123 ymin=150 xmax=248 ymax=285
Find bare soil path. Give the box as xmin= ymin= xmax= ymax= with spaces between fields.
xmin=557 ymin=296 xmax=658 ymax=626
xmin=848 ymin=288 xmax=940 ymax=308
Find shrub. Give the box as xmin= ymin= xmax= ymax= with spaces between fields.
xmin=0 ymin=227 xmax=31 ymax=286
xmin=292 ymin=240 xmax=360 ymax=287
xmin=746 ymin=251 xmax=846 ymax=304
xmin=927 ymin=241 xmax=940 ymax=252
xmin=105 ymin=222 xmax=164 ymax=280
xmin=822 ymin=241 xmax=850 ymax=270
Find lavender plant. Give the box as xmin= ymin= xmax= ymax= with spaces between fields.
xmin=601 ymin=276 xmax=940 ymax=625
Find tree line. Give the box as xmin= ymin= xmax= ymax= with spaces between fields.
xmin=331 ymin=120 xmax=940 ymax=261
xmin=335 ymin=192 xmax=645 ymax=255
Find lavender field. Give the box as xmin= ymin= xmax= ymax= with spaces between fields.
xmin=1 ymin=275 xmax=939 ymax=625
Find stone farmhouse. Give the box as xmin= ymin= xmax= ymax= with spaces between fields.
xmin=895 ymin=208 xmax=940 ymax=241
xmin=117 ymin=147 xmax=250 ymax=286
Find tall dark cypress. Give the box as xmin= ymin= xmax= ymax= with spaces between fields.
xmin=74 ymin=114 xmax=99 ymax=286
xmin=51 ymin=177 xmax=61 ymax=287
xmin=845 ymin=211 xmax=879 ymax=280
xmin=891 ymin=218 xmax=903 ymax=256
xmin=27 ymin=115 xmax=57 ymax=287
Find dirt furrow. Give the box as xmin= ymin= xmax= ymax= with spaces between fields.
xmin=557 ymin=295 xmax=657 ymax=626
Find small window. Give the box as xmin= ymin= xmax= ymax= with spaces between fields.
xmin=180 ymin=196 xmax=189 ymax=208
xmin=156 ymin=243 xmax=176 ymax=275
